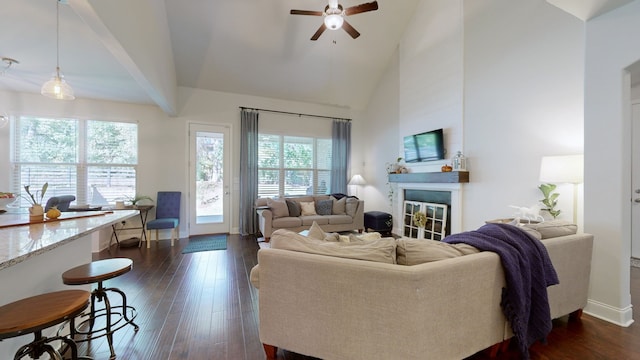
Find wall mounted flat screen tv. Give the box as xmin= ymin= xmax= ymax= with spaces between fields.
xmin=403 ymin=128 xmax=445 ymax=163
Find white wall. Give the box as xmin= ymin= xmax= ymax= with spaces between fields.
xmin=360 ymin=49 xmax=401 ymax=213
xmin=463 ymin=0 xmax=585 ymax=230
xmin=583 ymin=0 xmax=640 ymax=326
xmin=399 ymin=0 xmax=464 ymax=175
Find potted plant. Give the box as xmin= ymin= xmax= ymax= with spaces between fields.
xmin=539 ymin=183 xmax=561 ymax=219
xmin=125 ymin=194 xmax=153 ymax=207
xmin=23 ymin=183 xmax=48 ymax=222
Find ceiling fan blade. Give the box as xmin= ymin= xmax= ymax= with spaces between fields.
xmin=344 ymin=1 xmax=379 ymax=16
xmin=311 ymin=24 xmax=327 ymax=41
xmin=341 ymin=20 xmax=361 ymax=39
xmin=290 ymin=9 xmax=324 ymax=16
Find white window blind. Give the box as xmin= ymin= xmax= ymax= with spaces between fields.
xmin=258 ymin=134 xmax=332 ymax=198
xmin=11 ymin=116 xmax=138 ymax=207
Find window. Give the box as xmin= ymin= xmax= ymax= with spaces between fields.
xmin=258 ymin=134 xmax=331 ymax=198
xmin=11 ymin=116 xmax=138 ymax=206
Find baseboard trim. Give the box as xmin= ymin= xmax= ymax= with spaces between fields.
xmin=584 ymin=299 xmax=634 ymax=327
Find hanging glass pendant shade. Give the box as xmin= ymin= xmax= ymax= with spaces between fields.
xmin=41 ymin=66 xmax=75 ymax=100
xmin=41 ymin=0 xmax=75 ymax=100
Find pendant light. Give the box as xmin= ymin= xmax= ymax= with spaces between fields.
xmin=41 ymin=0 xmax=75 ymax=100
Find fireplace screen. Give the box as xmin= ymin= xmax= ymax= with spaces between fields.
xmin=403 ymin=201 xmax=448 ymax=241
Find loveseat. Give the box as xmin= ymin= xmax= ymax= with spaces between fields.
xmin=250 ymin=223 xmax=593 ymax=360
xmin=255 ymin=195 xmax=364 ymax=241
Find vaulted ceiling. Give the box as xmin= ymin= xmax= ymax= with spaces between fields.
xmin=0 ymin=0 xmax=633 ymax=116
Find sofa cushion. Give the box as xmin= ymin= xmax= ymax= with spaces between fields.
xmin=267 ymin=198 xmax=289 ymax=218
xmin=286 ymin=199 xmax=302 ymax=217
xmin=327 ymin=214 xmax=353 ymax=225
xmin=316 ymin=199 xmax=333 ymax=215
xmin=523 ymin=220 xmax=577 ymax=239
xmin=396 ymin=238 xmax=480 ymax=265
xmin=331 ymin=196 xmax=346 ymax=215
xmin=272 ymin=217 xmax=303 ymax=228
xmin=301 ymin=216 xmax=329 ymax=226
xmin=300 ymin=201 xmax=317 ymax=216
xmin=270 ymin=229 xmax=397 ymax=264
xmin=345 ymin=197 xmax=359 ymax=217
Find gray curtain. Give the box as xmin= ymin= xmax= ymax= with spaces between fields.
xmin=239 ymin=109 xmax=259 ymax=235
xmin=331 ymin=119 xmax=351 ymax=194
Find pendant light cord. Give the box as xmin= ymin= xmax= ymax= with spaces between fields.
xmin=56 ymin=0 xmax=60 ymax=75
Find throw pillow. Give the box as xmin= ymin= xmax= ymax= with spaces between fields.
xmin=331 ymin=196 xmax=346 ymax=215
xmin=267 ymin=198 xmax=289 ymax=218
xmin=300 ymin=201 xmax=317 ymax=216
xmin=523 ymin=220 xmax=578 ymax=239
xmin=396 ymin=238 xmax=479 ymax=265
xmin=270 ymin=229 xmax=397 ymax=264
xmin=286 ymin=199 xmax=301 ymax=217
xmin=308 ymin=221 xmax=326 ymax=240
xmin=316 ymin=199 xmax=333 ymax=215
xmin=308 ymin=221 xmax=340 ymax=242
xmin=345 ymin=197 xmax=359 ymax=217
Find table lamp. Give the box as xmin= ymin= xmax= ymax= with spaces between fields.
xmin=539 ymin=154 xmax=584 ymax=224
xmin=348 ymin=174 xmax=366 ymax=198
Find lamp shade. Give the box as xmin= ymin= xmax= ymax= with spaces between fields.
xmin=41 ymin=68 xmax=75 ymax=100
xmin=324 ymin=13 xmax=344 ymax=30
xmin=539 ymin=154 xmax=584 ymax=184
xmin=348 ymin=174 xmax=366 ymax=186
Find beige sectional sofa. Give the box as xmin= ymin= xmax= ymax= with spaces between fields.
xmin=250 ymin=224 xmax=593 ymax=360
xmin=255 ymin=195 xmax=364 ymax=241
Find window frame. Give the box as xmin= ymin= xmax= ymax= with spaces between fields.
xmin=10 ymin=116 xmax=139 ymax=207
xmin=258 ymin=133 xmax=331 ymax=198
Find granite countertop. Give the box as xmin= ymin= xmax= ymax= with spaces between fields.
xmin=0 ymin=210 xmax=138 ymax=270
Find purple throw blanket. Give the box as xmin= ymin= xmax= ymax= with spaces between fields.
xmin=443 ymin=223 xmax=558 ymax=359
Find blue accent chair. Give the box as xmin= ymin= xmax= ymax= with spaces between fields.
xmin=145 ymin=191 xmax=181 ymax=248
xmin=44 ymin=195 xmax=76 ymax=212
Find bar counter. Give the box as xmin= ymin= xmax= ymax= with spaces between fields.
xmin=0 ymin=209 xmax=138 ymax=355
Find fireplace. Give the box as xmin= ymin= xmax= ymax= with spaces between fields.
xmin=393 ymin=182 xmax=463 ymax=236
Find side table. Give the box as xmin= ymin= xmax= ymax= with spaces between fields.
xmin=110 ymin=205 xmax=154 ymax=248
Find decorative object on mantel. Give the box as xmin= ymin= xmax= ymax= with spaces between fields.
xmin=441 ymin=164 xmax=452 ymax=172
xmin=23 ymin=183 xmax=48 ymax=222
xmin=386 ymin=157 xmax=407 ymax=174
xmin=452 ymin=151 xmax=467 ymax=171
xmin=538 ymin=183 xmax=561 ymax=219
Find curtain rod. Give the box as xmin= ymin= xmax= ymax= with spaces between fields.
xmin=239 ymin=106 xmax=351 ymax=122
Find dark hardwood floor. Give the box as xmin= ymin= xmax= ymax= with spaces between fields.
xmin=79 ymin=235 xmax=640 ymax=359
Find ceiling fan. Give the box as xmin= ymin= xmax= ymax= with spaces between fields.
xmin=290 ymin=0 xmax=379 ymax=41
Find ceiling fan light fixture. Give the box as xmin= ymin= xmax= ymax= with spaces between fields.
xmin=42 ymin=0 xmax=75 ymax=101
xmin=324 ymin=13 xmax=344 ymax=30
xmin=41 ymin=67 xmax=75 ymax=100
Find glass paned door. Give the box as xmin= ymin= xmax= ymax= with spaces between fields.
xmin=189 ymin=124 xmax=230 ymax=235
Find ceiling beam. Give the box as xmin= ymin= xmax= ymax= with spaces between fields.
xmin=546 ymin=0 xmax=634 ymax=21
xmin=68 ymin=0 xmax=178 ymax=115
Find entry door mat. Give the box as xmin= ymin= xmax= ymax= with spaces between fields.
xmin=182 ymin=234 xmax=227 ymax=254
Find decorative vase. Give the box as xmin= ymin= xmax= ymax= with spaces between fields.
xmin=29 ymin=204 xmax=44 ymax=222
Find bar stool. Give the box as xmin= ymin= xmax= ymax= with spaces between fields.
xmin=0 ymin=290 xmax=90 ymax=360
xmin=62 ymin=258 xmax=139 ymax=360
